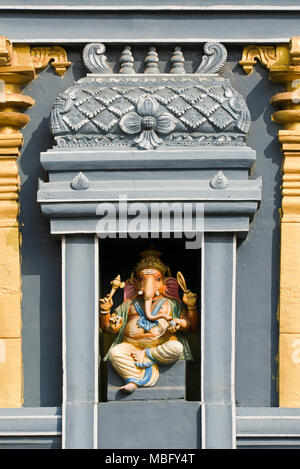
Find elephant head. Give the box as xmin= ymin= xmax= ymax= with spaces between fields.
xmin=123 ymin=247 xmax=180 ymax=322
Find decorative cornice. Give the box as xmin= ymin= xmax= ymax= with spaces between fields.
xmin=0 ymin=36 xmax=71 ymax=215
xmin=0 ymin=36 xmax=12 ymax=66
xmin=30 ymin=46 xmax=71 ymax=77
xmin=239 ymin=44 xmax=289 ymax=75
xmin=82 ymin=41 xmax=227 ymax=75
xmin=0 ymin=36 xmax=71 ymax=148
xmin=51 ymin=43 xmax=250 ymax=151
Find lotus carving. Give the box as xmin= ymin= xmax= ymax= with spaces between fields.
xmin=119 ymin=95 xmax=177 ymax=150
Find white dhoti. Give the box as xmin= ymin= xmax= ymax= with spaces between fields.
xmin=108 ymin=337 xmax=183 ymax=387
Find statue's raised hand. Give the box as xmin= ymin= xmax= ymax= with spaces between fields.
xmin=100 ymin=294 xmax=113 ymax=311
xmin=167 ymin=318 xmax=182 ymax=333
xmin=109 ymin=313 xmax=123 ymax=327
xmin=182 ymin=291 xmax=197 ymax=309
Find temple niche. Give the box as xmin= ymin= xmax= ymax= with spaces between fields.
xmin=100 ymin=245 xmax=199 ymax=400
xmin=38 ymin=42 xmax=261 ymax=448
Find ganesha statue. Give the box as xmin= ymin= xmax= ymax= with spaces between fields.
xmin=100 ymin=247 xmax=198 ymax=394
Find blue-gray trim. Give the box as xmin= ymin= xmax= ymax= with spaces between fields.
xmin=40 ymin=148 xmax=257 ymax=172
xmin=49 ymin=216 xmax=251 ymax=236
xmin=237 ymin=407 xmax=300 ymax=437
xmin=201 ymin=233 xmax=236 ymax=449
xmin=2 ymin=11 xmax=300 ymax=43
xmin=0 ymin=407 xmax=61 ymax=434
xmin=0 ymin=1 xmax=299 ymax=11
xmin=40 ymin=202 xmax=258 ymax=218
xmin=1 ymin=406 xmax=300 ymax=449
xmin=38 ymin=179 xmax=261 ymax=203
xmin=0 ymin=407 xmax=61 ymax=449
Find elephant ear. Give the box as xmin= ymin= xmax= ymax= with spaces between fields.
xmin=164 ymin=277 xmax=181 ymax=301
xmin=123 ymin=278 xmax=137 ymax=301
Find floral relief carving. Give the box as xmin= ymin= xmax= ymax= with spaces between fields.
xmin=119 ymin=95 xmax=177 ymax=150
xmin=50 ymin=43 xmax=252 ymax=150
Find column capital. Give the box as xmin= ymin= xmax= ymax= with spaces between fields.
xmin=241 ymin=38 xmax=300 ymax=220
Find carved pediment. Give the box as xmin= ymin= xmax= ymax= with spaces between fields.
xmin=50 ymin=43 xmax=250 ymax=150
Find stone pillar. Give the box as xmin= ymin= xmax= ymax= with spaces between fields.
xmin=240 ymin=38 xmax=300 ymax=407
xmin=62 ymin=235 xmax=99 ymax=449
xmin=201 ymin=233 xmax=236 ymax=449
xmin=0 ymin=36 xmax=70 ymax=407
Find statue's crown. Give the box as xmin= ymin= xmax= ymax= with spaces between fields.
xmin=135 ymin=245 xmax=167 ymax=276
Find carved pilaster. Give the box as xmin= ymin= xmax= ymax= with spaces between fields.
xmin=241 ymin=37 xmax=300 ymax=407
xmin=0 ymin=36 xmax=70 ymax=407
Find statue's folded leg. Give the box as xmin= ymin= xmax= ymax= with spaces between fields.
xmin=146 ymin=339 xmax=183 ymax=366
xmin=108 ymin=342 xmax=159 ymax=387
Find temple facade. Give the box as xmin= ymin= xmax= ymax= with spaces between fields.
xmin=0 ymin=0 xmax=300 ymax=449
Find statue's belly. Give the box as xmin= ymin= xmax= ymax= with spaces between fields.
xmin=123 ymin=316 xmax=169 ymax=340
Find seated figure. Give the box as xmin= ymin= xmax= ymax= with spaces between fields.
xmin=100 ymin=247 xmax=198 ymax=394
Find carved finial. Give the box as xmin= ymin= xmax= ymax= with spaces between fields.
xmin=82 ymin=43 xmax=113 ymax=74
xmin=144 ymin=47 xmax=160 ymax=74
xmin=119 ymin=45 xmax=135 ymax=74
xmin=239 ymin=45 xmax=289 ymax=75
xmin=210 ymin=171 xmax=229 ymax=190
xmin=195 ymin=42 xmax=227 ymax=74
xmin=30 ymin=46 xmax=71 ymax=77
xmin=70 ymin=172 xmax=90 ymax=190
xmin=170 ymin=47 xmax=186 ymax=74
xmin=0 ymin=36 xmax=12 ymax=66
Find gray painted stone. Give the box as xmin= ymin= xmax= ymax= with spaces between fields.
xmin=40 ymin=201 xmax=258 ymax=217
xmin=41 ymin=147 xmax=257 ymax=171
xmin=38 ymin=178 xmax=261 ymax=204
xmin=19 ymin=45 xmax=279 ymax=416
xmin=63 ymin=235 xmax=98 ymax=449
xmin=202 ymin=233 xmax=236 ymax=449
xmin=37 ymin=43 xmax=261 ymax=450
xmin=2 ymin=11 xmax=300 ymax=43
xmin=237 ymin=407 xmax=300 ymax=436
xmin=0 ymin=1 xmax=298 ymax=10
xmin=2 ymin=406 xmax=300 ymax=449
xmin=50 ymin=73 xmax=248 ymax=145
xmin=47 ymin=214 xmax=251 ymax=236
xmin=204 ymin=404 xmax=235 ymax=449
xmin=107 ymin=360 xmax=185 ymax=401
xmin=98 ymin=401 xmax=201 ymax=449
xmin=0 ymin=407 xmax=61 ymax=434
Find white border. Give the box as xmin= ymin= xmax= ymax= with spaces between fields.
xmin=8 ymin=37 xmax=291 ymax=44
xmin=0 ymin=4 xmax=300 ymax=11
xmin=232 ymin=233 xmax=237 ymax=449
xmin=237 ymin=433 xmax=300 ymax=438
xmin=61 ymin=236 xmax=66 ymax=450
xmin=200 ymin=233 xmax=205 ymax=449
xmin=0 ymin=431 xmax=61 ymax=436
xmin=93 ymin=235 xmax=99 ymax=450
xmin=0 ymin=415 xmax=62 ymax=419
xmin=238 ymin=415 xmax=300 ymax=420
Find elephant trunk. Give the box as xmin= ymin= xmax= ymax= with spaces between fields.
xmin=143 ymin=276 xmax=171 ymax=322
